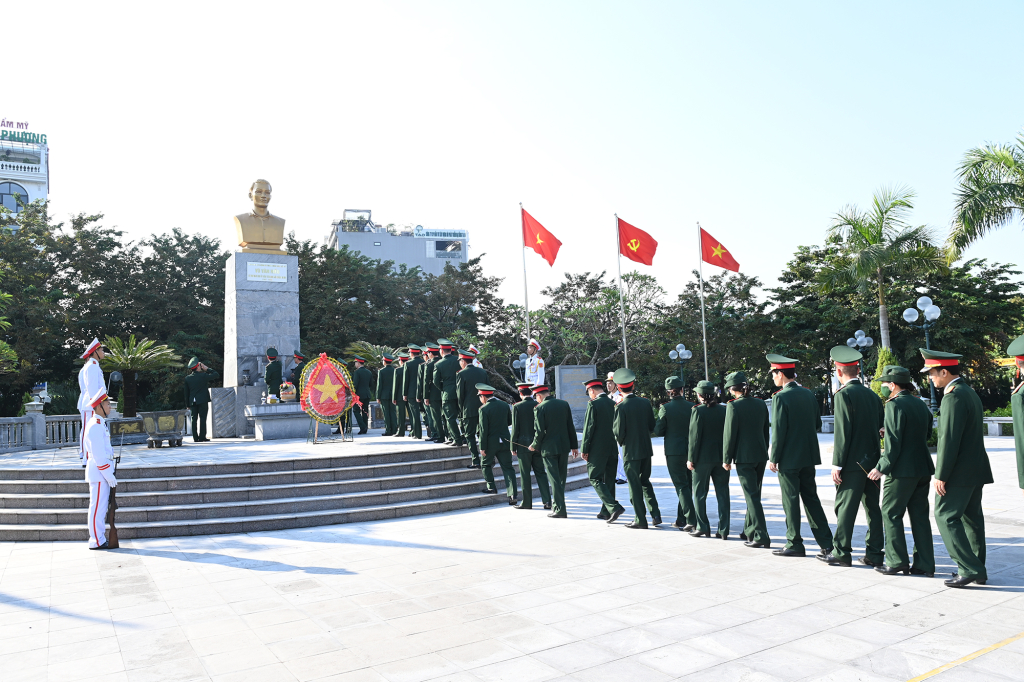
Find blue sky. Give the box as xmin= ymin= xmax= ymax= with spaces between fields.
xmin=18 ymin=1 xmax=1024 ymax=321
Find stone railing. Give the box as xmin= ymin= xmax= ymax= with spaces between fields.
xmin=985 ymin=417 xmax=1013 ymax=436
xmin=0 ymin=405 xmax=85 ymax=453
xmin=0 ymin=417 xmax=33 ymax=452
xmin=46 ymin=415 xmax=81 ymax=447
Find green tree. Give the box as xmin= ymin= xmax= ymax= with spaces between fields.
xmin=0 ymin=267 xmax=17 ymax=374
xmin=819 ymin=185 xmax=946 ymax=349
xmin=101 ymin=335 xmax=182 ymax=417
xmin=948 ymin=130 xmax=1024 ymax=261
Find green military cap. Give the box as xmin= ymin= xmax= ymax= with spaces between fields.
xmin=829 ymin=345 xmax=862 ymax=365
xmin=664 ymin=376 xmax=684 ymax=390
xmin=382 ymin=353 xmax=395 ymax=364
xmin=515 ymin=381 xmax=533 ymax=389
xmin=457 ymin=349 xmax=477 ymax=359
xmin=766 ymin=354 xmax=798 ymax=368
xmin=583 ymin=377 xmax=606 ymax=390
xmin=352 ymin=355 xmax=367 ymax=363
xmin=920 ymin=348 xmax=962 ymax=372
xmin=437 ymin=338 xmax=454 ymax=349
xmin=612 ymin=368 xmax=636 ymax=386
xmin=696 ymin=380 xmax=717 ymax=394
xmin=1007 ymin=334 xmax=1024 ymax=358
xmin=723 ymin=371 xmax=748 ymax=389
xmin=396 ymin=351 xmax=410 ymax=359
xmin=293 ymin=349 xmax=306 ymax=360
xmin=424 ymin=342 xmax=440 ymax=350
xmin=880 ymin=385 xmax=891 ymax=400
xmin=878 ymin=365 xmax=913 ymax=383
xmin=475 ymin=383 xmax=496 ymax=394
xmin=266 ymin=347 xmax=279 ymax=358
xmin=187 ymin=357 xmax=200 ymax=370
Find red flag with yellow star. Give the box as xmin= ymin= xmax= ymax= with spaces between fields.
xmin=521 ymin=208 xmax=562 ymax=266
xmin=617 ymin=217 xmax=658 ymax=266
xmin=699 ymin=227 xmax=740 ymax=272
xmin=300 ymin=353 xmax=355 ymax=422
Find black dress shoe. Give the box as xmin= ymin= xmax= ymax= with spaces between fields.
xmin=672 ymin=519 xmax=684 ymax=528
xmin=508 ymin=497 xmax=517 ymax=505
xmin=682 ymin=524 xmax=696 ymax=532
xmin=773 ymin=548 xmax=806 ymax=557
xmin=688 ymin=529 xmax=709 ymax=537
xmin=515 ymin=503 xmax=532 ymax=510
xmin=744 ymin=540 xmax=769 ymax=548
xmin=859 ymin=556 xmax=883 ymax=567
xmin=543 ymin=503 xmax=552 ymax=510
xmin=466 ymin=464 xmax=478 ymax=469
xmin=910 ymin=568 xmax=935 ymax=577
xmin=944 ymin=575 xmax=977 ymax=588
xmin=607 ymin=507 xmax=624 ymax=524
xmin=652 ymin=517 xmax=662 ymax=526
xmin=826 ymin=554 xmax=853 ymax=567
xmin=616 ymin=479 xmax=626 ymax=484
xmin=88 ymin=542 xmax=109 ymax=550
xmin=714 ymin=533 xmax=728 ymax=540
xmin=739 ymin=533 xmax=748 ymax=541
xmin=358 ymin=431 xmax=368 ymax=435
xmin=597 ymin=512 xmax=611 ymax=520
xmin=815 ymin=550 xmax=830 ymax=561
xmin=547 ymin=511 xmax=567 ymax=518
xmin=625 ymin=521 xmax=648 ymax=529
xmin=481 ymin=488 xmax=498 ymax=494
xmin=950 ymin=573 xmax=986 ymax=585
xmin=875 ymin=564 xmax=910 ymax=575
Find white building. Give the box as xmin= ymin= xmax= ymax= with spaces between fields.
xmin=326 ymin=210 xmax=469 ymax=277
xmin=0 ymin=123 xmax=48 ymax=215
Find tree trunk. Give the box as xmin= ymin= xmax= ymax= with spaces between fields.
xmin=877 ymin=269 xmax=891 ymax=348
xmin=123 ymin=372 xmax=138 ymax=418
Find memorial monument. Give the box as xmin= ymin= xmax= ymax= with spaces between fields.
xmin=209 ymin=180 xmax=302 ymax=437
xmin=554 ymin=364 xmax=598 ymax=429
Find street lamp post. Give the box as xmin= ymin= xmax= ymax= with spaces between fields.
xmin=668 ymin=343 xmax=693 ymax=393
xmin=511 ymin=352 xmax=528 ymax=382
xmin=903 ymin=296 xmax=942 ymax=411
xmin=845 ymin=329 xmax=875 ymax=378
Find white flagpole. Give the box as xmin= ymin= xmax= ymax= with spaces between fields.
xmin=614 ymin=214 xmax=628 ymax=368
xmin=519 ymin=203 xmax=531 ymax=341
xmin=696 ymin=222 xmax=709 ymax=381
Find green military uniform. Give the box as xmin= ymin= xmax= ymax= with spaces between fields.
xmin=351 ymin=357 xmax=373 ymax=435
xmin=768 ymin=354 xmax=834 ymax=557
xmin=392 ymin=353 xmax=409 ymax=436
xmin=875 ymin=366 xmax=935 ymax=575
xmin=828 ymin=346 xmax=885 ymax=567
xmin=530 ymin=387 xmax=578 ymax=518
xmin=425 ymin=345 xmax=446 ymax=443
xmin=419 ymin=344 xmax=439 ymax=440
xmin=581 ymin=378 xmax=624 ymax=521
xmin=264 ymin=347 xmax=282 ymax=397
xmin=512 ymin=383 xmax=550 ymax=509
xmin=377 ymin=356 xmax=398 ymax=436
xmin=183 ymin=357 xmax=219 ymax=443
xmin=654 ymin=376 xmax=696 ymax=530
xmin=457 ymin=350 xmax=488 ymax=464
xmin=477 ymin=384 xmax=518 ymax=501
xmin=433 ymin=340 xmax=464 ymax=445
xmin=1008 ymin=336 xmax=1024 ymax=490
xmin=723 ymin=371 xmax=771 ymax=546
xmin=688 ymin=381 xmax=730 ymax=538
xmin=612 ymin=368 xmax=661 ymax=529
xmin=289 ymin=351 xmax=308 ymax=388
xmin=924 ymin=349 xmax=993 ymax=586
xmin=404 ymin=347 xmax=424 ymax=439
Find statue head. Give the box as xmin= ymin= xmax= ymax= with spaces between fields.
xmin=249 ymin=179 xmax=272 ymax=211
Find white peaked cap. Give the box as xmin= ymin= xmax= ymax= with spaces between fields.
xmin=606 ymin=371 xmax=615 ymax=380
xmin=528 ymin=338 xmax=541 ymax=351
xmin=88 ymin=387 xmax=109 ymax=408
xmin=469 ymin=344 xmax=479 ymax=353
xmin=81 ymin=337 xmax=101 ymax=359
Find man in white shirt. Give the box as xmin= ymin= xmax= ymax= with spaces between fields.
xmin=525 ymin=338 xmax=545 ymax=387
xmin=83 ymin=388 xmax=118 ymax=550
xmin=77 ymin=338 xmax=105 ymax=466
xmin=606 ymin=373 xmax=627 ymax=483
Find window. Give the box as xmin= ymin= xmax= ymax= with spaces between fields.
xmin=0 ymin=182 xmax=28 ymax=213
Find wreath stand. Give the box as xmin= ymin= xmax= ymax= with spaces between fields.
xmin=307 ymin=414 xmax=353 ymax=444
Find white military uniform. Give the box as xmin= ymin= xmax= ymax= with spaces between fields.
xmin=607 ymin=376 xmax=627 ymax=481
xmin=77 ymin=339 xmax=105 ymax=463
xmin=525 ymin=339 xmax=545 ymax=387
xmin=83 ymin=400 xmax=117 ymax=548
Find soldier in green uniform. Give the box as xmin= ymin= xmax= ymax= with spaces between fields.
xmin=581 ymin=377 xmax=625 ymax=523
xmin=433 ymin=339 xmax=464 ymax=446
xmin=1008 ymin=336 xmax=1024 ymax=496
xmin=264 ymin=347 xmax=282 ymax=398
xmin=457 ymin=349 xmax=488 ymax=465
xmin=404 ymin=345 xmax=424 ymax=439
xmin=529 ymin=384 xmax=579 ymax=518
xmin=922 ymin=349 xmax=994 ymax=588
xmin=423 ymin=344 xmax=446 ymax=443
xmin=654 ymin=376 xmax=697 ymax=531
xmin=351 ymin=355 xmax=373 ymax=435
xmin=392 ymin=351 xmax=410 ymax=437
xmin=477 ymin=383 xmax=518 ymax=503
xmin=687 ymin=380 xmax=730 ymax=539
xmin=612 ymin=368 xmax=662 ymax=529
xmin=289 ymin=350 xmax=308 ymax=387
xmin=512 ymin=381 xmax=551 ymax=510
xmin=377 ymin=354 xmax=398 ymax=436
xmin=419 ymin=343 xmax=439 ymax=440
xmin=723 ymin=371 xmax=771 ymax=548
xmin=184 ymin=357 xmax=219 ymax=443
xmin=824 ymin=346 xmax=885 ymax=568
xmin=767 ymin=354 xmax=835 ymax=559
xmin=868 ymin=366 xmax=935 ymax=576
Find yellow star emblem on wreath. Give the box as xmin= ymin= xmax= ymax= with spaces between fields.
xmin=315 ymin=374 xmax=342 ymax=402
xmin=712 ymin=243 xmax=727 ymax=258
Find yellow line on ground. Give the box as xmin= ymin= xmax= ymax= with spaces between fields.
xmin=907 ymin=630 xmax=1024 ymax=681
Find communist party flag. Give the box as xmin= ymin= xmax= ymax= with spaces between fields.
xmin=617 ymin=217 xmax=658 ymax=266
xmin=700 ymin=227 xmax=740 ymax=272
xmin=521 ymin=208 xmax=561 ymax=266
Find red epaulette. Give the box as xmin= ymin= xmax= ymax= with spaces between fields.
xmin=95 ymin=418 xmax=101 ymax=424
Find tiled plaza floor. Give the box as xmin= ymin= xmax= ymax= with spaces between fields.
xmin=1 ymin=436 xmax=1022 ymax=682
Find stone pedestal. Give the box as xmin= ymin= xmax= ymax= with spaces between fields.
xmin=244 ymin=402 xmax=310 ymax=440
xmin=553 ymin=364 xmax=597 ymax=430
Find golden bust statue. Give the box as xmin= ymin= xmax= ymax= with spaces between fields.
xmin=234 ymin=179 xmax=287 ymax=254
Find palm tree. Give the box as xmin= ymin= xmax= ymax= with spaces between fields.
xmin=948 ymin=131 xmax=1024 ymax=262
xmin=100 ymin=335 xmax=182 ymax=417
xmin=819 ymin=185 xmax=946 ymax=348
xmin=342 ymin=341 xmax=399 ymax=368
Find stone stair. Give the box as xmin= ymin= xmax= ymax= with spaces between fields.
xmin=0 ymin=445 xmax=591 ymax=541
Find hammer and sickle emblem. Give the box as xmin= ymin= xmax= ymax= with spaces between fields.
xmin=627 ymin=238 xmax=640 ymax=252
xmin=536 ymin=233 xmax=543 ymax=245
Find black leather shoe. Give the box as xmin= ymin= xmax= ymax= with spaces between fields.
xmin=672 ymin=519 xmax=684 ymax=528
xmin=481 ymin=488 xmax=497 ymax=494
xmin=682 ymin=524 xmax=696 ymax=532
xmin=815 ymin=550 xmax=830 ymax=561
xmin=515 ymin=503 xmax=532 ymax=510
xmin=859 ymin=556 xmax=883 ymax=567
xmin=652 ymin=517 xmax=662 ymax=526
xmin=466 ymin=464 xmax=478 ymax=469
xmin=88 ymin=542 xmax=109 ymax=550
xmin=508 ymin=497 xmax=517 ymax=505
xmin=826 ymin=554 xmax=852 ymax=567
xmin=744 ymin=540 xmax=769 ymax=548
xmin=547 ymin=511 xmax=567 ymax=518
xmin=739 ymin=533 xmax=748 ymax=541
xmin=951 ymin=573 xmax=986 ymax=585
xmin=597 ymin=512 xmax=611 ymax=520
xmin=910 ymin=568 xmax=935 ymax=577
xmin=543 ymin=503 xmax=552 ymax=510
xmin=607 ymin=507 xmax=624 ymax=524
xmin=688 ymin=529 xmax=709 ymax=537
xmin=875 ymin=564 xmax=910 ymax=575
xmin=944 ymin=575 xmax=976 ymax=588
xmin=714 ymin=533 xmax=728 ymax=540
xmin=625 ymin=521 xmax=648 ymax=529
xmin=773 ymin=548 xmax=806 ymax=557
xmin=616 ymin=479 xmax=626 ymax=484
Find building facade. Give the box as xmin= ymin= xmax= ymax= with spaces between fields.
xmin=326 ymin=210 xmax=468 ymax=277
xmin=0 ymin=122 xmax=48 ymax=215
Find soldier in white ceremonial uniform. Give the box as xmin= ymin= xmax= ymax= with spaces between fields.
xmin=83 ymin=388 xmax=117 ymax=549
xmin=525 ymin=338 xmax=546 ymax=387
xmin=77 ymin=338 xmax=106 ymax=466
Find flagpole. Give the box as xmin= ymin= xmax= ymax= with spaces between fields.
xmin=614 ymin=214 xmax=628 ymax=368
xmin=519 ymin=203 xmax=531 ymax=341
xmin=696 ymin=222 xmax=709 ymax=381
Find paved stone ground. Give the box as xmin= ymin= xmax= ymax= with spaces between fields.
xmin=2 ymin=436 xmax=1023 ymax=682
